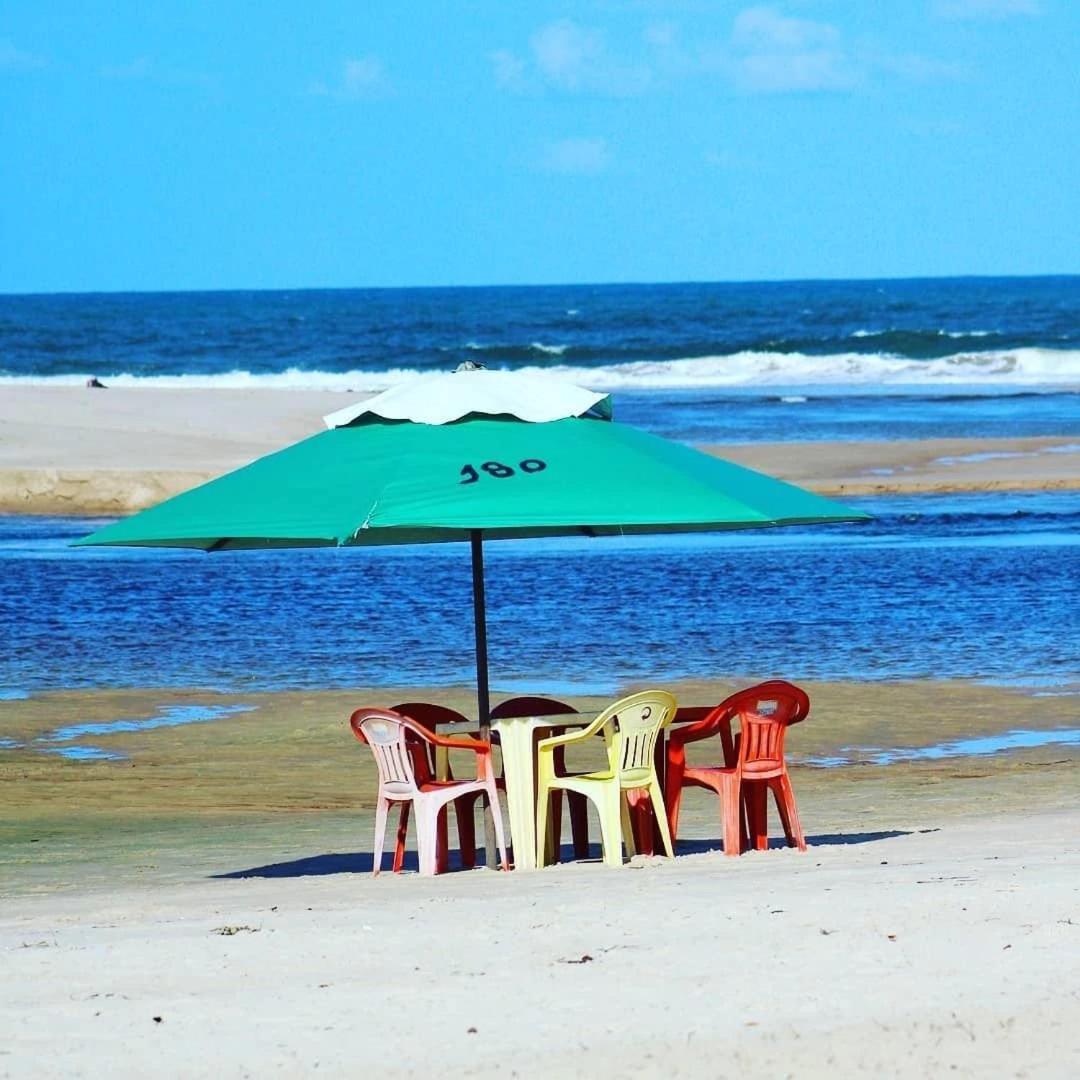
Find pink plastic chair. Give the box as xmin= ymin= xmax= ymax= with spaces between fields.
xmin=391 ymin=702 xmax=476 ymax=872
xmin=350 ymin=707 xmax=509 ymax=876
xmin=665 ymin=681 xmax=810 ymax=856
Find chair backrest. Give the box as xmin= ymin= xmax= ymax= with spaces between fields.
xmin=594 ymin=690 xmax=677 ymax=786
xmin=392 ymin=702 xmax=471 ymax=731
xmin=730 ymin=682 xmax=810 ymax=778
xmin=490 ymin=696 xmax=576 ymax=720
xmin=350 ymin=708 xmax=426 ymax=795
xmin=391 ymin=702 xmax=471 ymax=780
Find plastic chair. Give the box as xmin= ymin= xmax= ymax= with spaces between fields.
xmin=490 ymin=696 xmax=591 ymax=862
xmin=664 ymin=681 xmax=809 ymax=856
xmin=391 ymin=702 xmax=476 ymax=872
xmin=350 ymin=707 xmax=509 ymax=876
xmin=535 ymin=690 xmax=677 ymax=868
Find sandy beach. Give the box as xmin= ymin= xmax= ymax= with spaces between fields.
xmin=2 ymin=679 xmax=1079 ymax=1077
xmin=1 ymin=386 xmax=1077 ymax=513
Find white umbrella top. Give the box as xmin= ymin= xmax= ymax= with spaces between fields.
xmin=322 ymin=366 xmax=612 ymax=429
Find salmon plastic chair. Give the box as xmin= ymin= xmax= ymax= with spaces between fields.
xmin=535 ymin=690 xmax=677 ymax=868
xmin=490 ymin=696 xmax=590 ymax=862
xmin=665 ymin=681 xmax=809 ymax=856
xmin=350 ymin=707 xmax=509 ymax=876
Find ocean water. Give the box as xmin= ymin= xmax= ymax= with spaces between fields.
xmin=1 ymin=493 xmax=1077 ymax=695
xmin=1 ymin=277 xmax=1078 ymax=700
xmin=1 ymin=276 xmax=1078 ymax=443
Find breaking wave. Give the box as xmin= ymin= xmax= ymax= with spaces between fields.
xmin=3 ymin=347 xmax=1077 ymax=393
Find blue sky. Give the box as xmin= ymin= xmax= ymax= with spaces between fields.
xmin=2 ymin=1 xmax=1077 ymax=292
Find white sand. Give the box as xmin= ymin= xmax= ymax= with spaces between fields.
xmin=2 ymin=808 xmax=1077 ymax=1078
xmin=1 ymin=386 xmax=1077 ymax=512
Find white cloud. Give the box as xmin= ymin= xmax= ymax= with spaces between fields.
xmin=933 ymin=0 xmax=1041 ymax=18
xmin=343 ymin=57 xmax=385 ymax=96
xmin=0 ymin=39 xmax=47 ymax=71
xmin=310 ymin=56 xmax=388 ymax=99
xmin=540 ymin=137 xmax=612 ymax=175
xmin=704 ymin=148 xmax=758 ymax=170
xmin=490 ymin=48 xmax=527 ymax=91
xmin=100 ymin=57 xmax=214 ymax=89
xmin=735 ymin=50 xmax=855 ymax=93
xmin=643 ymin=22 xmax=678 ymax=50
xmin=732 ymin=7 xmax=839 ymax=51
xmin=729 ymin=6 xmax=855 ymax=93
xmin=877 ymin=53 xmax=965 ymax=82
xmin=493 ymin=9 xmax=960 ymax=100
xmin=100 ymin=57 xmax=153 ymax=80
xmin=492 ymin=19 xmax=651 ymax=96
xmin=531 ymin=20 xmax=606 ymax=90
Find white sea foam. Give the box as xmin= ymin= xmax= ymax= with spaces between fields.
xmin=537 ymin=348 xmax=1080 ymax=389
xmin=851 ymin=328 xmax=996 ymax=339
xmin=1 ymin=348 xmax=1077 ymax=393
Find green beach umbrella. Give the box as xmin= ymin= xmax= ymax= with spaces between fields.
xmin=75 ymin=368 xmax=869 ymax=734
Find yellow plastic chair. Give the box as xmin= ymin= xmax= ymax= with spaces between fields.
xmin=535 ymin=690 xmax=677 ymax=868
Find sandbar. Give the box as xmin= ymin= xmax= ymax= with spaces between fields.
xmin=0 ymin=386 xmax=1076 ymax=513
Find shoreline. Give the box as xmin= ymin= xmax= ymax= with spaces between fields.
xmin=0 ymin=386 xmax=1077 ymax=513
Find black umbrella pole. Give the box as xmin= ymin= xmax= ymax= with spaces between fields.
xmin=470 ymin=530 xmax=491 ymax=738
xmin=470 ymin=531 xmax=497 ymax=868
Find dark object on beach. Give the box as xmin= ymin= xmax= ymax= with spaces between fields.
xmin=152 ymin=1016 xmax=162 ymax=1023
xmin=86 ymin=376 xmax=107 ymax=389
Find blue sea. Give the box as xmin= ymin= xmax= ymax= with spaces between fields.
xmin=0 ymin=277 xmax=1078 ymax=697
xmin=2 ymin=276 xmax=1079 ymax=442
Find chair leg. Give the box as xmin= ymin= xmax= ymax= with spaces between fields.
xmin=487 ymin=781 xmax=510 ymax=871
xmin=436 ymin=804 xmax=450 ymax=874
xmin=568 ymin=793 xmax=590 ymax=858
xmin=620 ymin=793 xmax=637 ymax=859
xmin=548 ymin=794 xmax=564 ymax=864
xmin=648 ymin=780 xmax=675 ymax=858
xmin=719 ymin=776 xmax=742 ymax=856
xmin=596 ymin=789 xmax=624 ymax=867
xmin=535 ymin=782 xmax=552 ymax=868
xmin=664 ymin=757 xmax=686 ymax=846
xmin=373 ymin=796 xmax=390 ymax=877
xmin=625 ymin=790 xmax=654 ymax=856
xmin=415 ymin=802 xmax=440 ymax=876
xmin=773 ymin=772 xmax=807 ymax=851
xmin=746 ymin=782 xmax=769 ymax=851
xmin=455 ymin=794 xmax=477 ymax=869
xmin=393 ymin=801 xmax=411 ymax=874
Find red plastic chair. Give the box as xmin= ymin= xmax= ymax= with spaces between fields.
xmin=490 ymin=696 xmax=590 ymax=862
xmin=350 ymin=707 xmax=508 ymax=876
xmin=665 ymin=681 xmax=810 ymax=856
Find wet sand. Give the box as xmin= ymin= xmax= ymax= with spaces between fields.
xmin=1 ymin=679 xmax=1078 ymax=1077
xmin=1 ymin=386 xmax=1077 ymax=513
xmin=3 ymin=679 xmax=1078 ymax=892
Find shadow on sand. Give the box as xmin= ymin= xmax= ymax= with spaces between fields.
xmin=214 ymin=829 xmax=916 ymax=879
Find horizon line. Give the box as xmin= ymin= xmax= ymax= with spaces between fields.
xmin=2 ymin=271 xmax=1078 ymax=301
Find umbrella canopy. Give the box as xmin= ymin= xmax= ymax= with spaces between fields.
xmin=73 ymin=380 xmax=864 ymax=551
xmin=75 ymin=368 xmax=869 ymax=728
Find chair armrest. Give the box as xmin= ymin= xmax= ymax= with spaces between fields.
xmin=669 ymin=707 xmax=731 ymax=745
xmin=537 ymin=726 xmax=596 ymax=755
xmin=425 ymin=732 xmax=492 ymax=754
